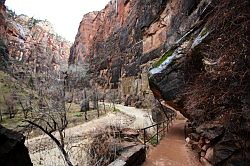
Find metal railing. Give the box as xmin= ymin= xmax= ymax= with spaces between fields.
xmin=141 ymin=115 xmax=175 ymax=145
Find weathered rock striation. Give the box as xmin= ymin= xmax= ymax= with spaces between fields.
xmin=148 ymin=0 xmax=249 ymax=165
xmin=0 ymin=1 xmax=71 ymax=113
xmin=0 ymin=1 xmax=71 ymax=75
xmin=0 ymin=1 xmax=71 ymax=165
xmin=71 ymin=0 xmax=249 ymax=165
xmin=70 ymin=0 xmax=203 ymax=107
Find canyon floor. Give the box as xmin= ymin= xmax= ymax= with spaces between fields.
xmin=26 ymin=103 xmax=200 ymax=166
xmin=26 ymin=104 xmax=153 ymax=166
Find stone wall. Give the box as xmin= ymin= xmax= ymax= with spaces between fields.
xmin=108 ymin=145 xmax=146 ymax=166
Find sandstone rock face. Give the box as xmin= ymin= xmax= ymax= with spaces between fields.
xmin=0 ymin=125 xmax=32 ymax=166
xmin=0 ymin=0 xmax=9 ymax=70
xmin=0 ymin=2 xmax=71 ymax=75
xmin=70 ymin=0 xmax=201 ymax=106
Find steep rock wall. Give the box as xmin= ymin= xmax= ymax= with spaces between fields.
xmin=148 ymin=0 xmax=249 ymax=165
xmin=0 ymin=2 xmax=71 ymax=75
xmin=70 ymin=0 xmax=200 ymax=107
xmin=71 ymin=0 xmax=249 ymax=165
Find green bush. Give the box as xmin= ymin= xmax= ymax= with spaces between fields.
xmin=149 ymin=135 xmax=158 ymax=146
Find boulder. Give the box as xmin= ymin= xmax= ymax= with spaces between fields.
xmin=124 ymin=95 xmax=132 ymax=106
xmin=192 ymin=141 xmax=202 ymax=153
xmin=212 ymin=132 xmax=241 ymax=165
xmin=135 ymin=101 xmax=142 ymax=108
xmin=200 ymin=157 xmax=212 ymax=166
xmin=196 ymin=123 xmax=224 ymax=142
xmin=204 ymin=147 xmax=214 ymax=162
xmin=200 ymin=151 xmax=206 ymax=157
xmin=202 ymin=144 xmax=210 ymax=151
xmin=189 ymin=133 xmax=200 ymax=142
xmin=0 ymin=125 xmax=32 ymax=166
xmin=185 ymin=137 xmax=192 ymax=144
xmin=111 ymin=145 xmax=146 ymax=166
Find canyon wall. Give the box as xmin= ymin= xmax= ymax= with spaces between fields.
xmin=71 ymin=0 xmax=249 ymax=165
xmin=0 ymin=2 xmax=72 ymax=164
xmin=148 ymin=0 xmax=249 ymax=164
xmin=0 ymin=0 xmax=72 ymax=122
xmin=70 ymin=0 xmax=201 ymax=107
xmin=0 ymin=1 xmax=71 ymax=75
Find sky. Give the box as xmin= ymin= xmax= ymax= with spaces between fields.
xmin=5 ymin=0 xmax=111 ymax=42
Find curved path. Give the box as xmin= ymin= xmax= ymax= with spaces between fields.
xmin=26 ymin=104 xmax=152 ymax=166
xmin=114 ymin=104 xmax=154 ymax=129
xmin=142 ymin=119 xmax=201 ymax=166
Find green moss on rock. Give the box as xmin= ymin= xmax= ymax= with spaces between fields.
xmin=152 ymin=49 xmax=175 ymax=68
xmin=200 ymin=27 xmax=208 ymax=37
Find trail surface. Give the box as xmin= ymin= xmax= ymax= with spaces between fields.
xmin=114 ymin=104 xmax=153 ymax=129
xmin=142 ymin=119 xmax=201 ymax=166
xmin=26 ymin=104 xmax=152 ymax=166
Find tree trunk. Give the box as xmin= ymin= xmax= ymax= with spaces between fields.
xmin=0 ymin=109 xmax=2 ymax=122
xmin=103 ymin=100 xmax=106 ymax=114
xmin=113 ymin=91 xmax=116 ymax=111
xmin=19 ymin=100 xmax=28 ymax=119
xmin=84 ymin=110 xmax=88 ymax=121
xmin=97 ymin=102 xmax=99 ymax=117
xmin=81 ymin=89 xmax=89 ymax=121
xmin=94 ymin=89 xmax=99 ymax=117
xmin=25 ymin=120 xmax=73 ymax=166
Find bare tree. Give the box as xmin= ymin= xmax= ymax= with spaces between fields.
xmin=92 ymin=86 xmax=99 ymax=117
xmin=108 ymin=89 xmax=118 ymax=112
xmin=0 ymin=108 xmax=2 ymax=122
xmin=24 ymin=71 xmax=73 ymax=166
xmin=102 ymin=89 xmax=106 ymax=114
xmin=19 ymin=98 xmax=32 ymax=119
xmin=3 ymin=95 xmax=17 ymax=119
xmin=81 ymin=88 xmax=89 ymax=121
xmin=112 ymin=91 xmax=116 ymax=112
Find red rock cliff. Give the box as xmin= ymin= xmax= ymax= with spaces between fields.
xmin=70 ymin=0 xmax=249 ymax=165
xmin=0 ymin=3 xmax=71 ymax=74
xmin=70 ymin=0 xmax=201 ymax=107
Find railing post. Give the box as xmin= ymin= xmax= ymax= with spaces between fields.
xmin=167 ymin=121 xmax=169 ymax=132
xmin=156 ymin=124 xmax=159 ymax=144
xmin=143 ymin=129 xmax=146 ymax=145
xmin=163 ymin=121 xmax=165 ymax=136
xmin=184 ymin=123 xmax=187 ymax=139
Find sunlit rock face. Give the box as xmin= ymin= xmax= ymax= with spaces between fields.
xmin=0 ymin=4 xmax=71 ymax=74
xmin=70 ymin=0 xmax=200 ymax=107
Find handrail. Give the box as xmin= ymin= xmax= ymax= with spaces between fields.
xmin=141 ymin=114 xmax=175 ymax=145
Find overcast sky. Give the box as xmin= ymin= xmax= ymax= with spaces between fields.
xmin=6 ymin=0 xmax=110 ymax=42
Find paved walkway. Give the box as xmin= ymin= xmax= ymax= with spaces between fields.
xmin=142 ymin=119 xmax=201 ymax=166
